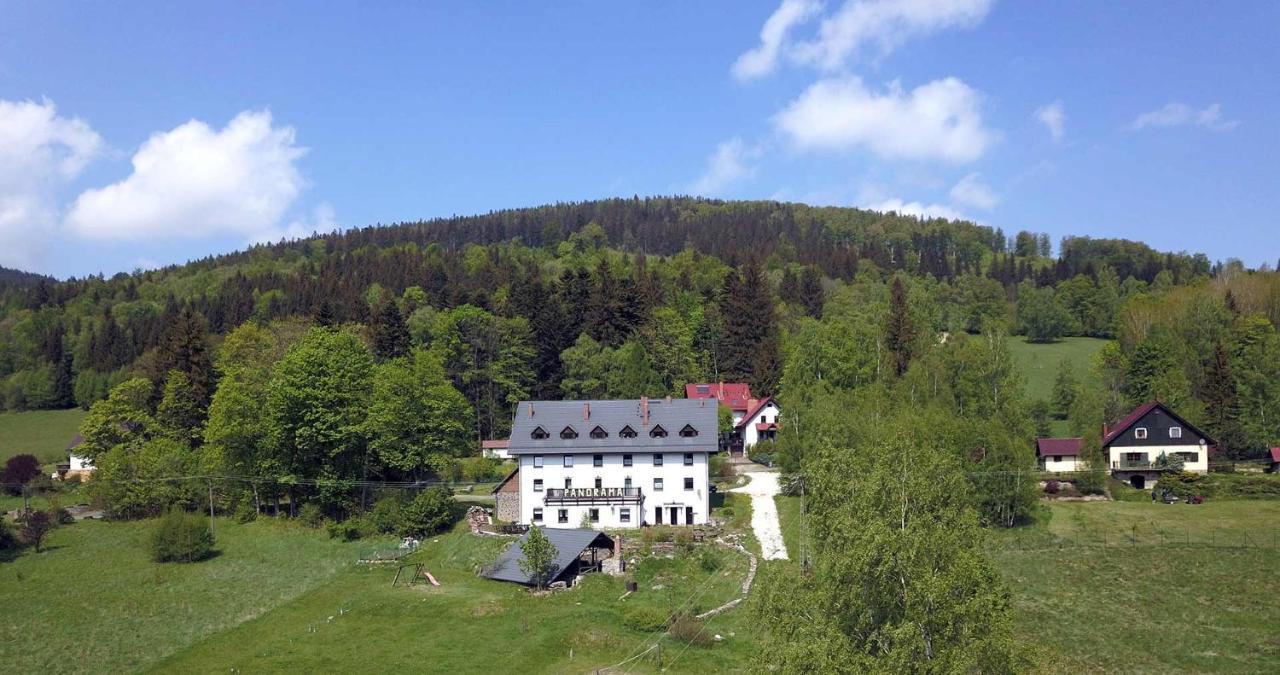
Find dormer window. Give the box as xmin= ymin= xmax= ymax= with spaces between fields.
xmin=1169 ymin=427 xmax=1182 ymax=439
xmin=650 ymin=425 xmax=667 ymax=438
xmin=619 ymin=425 xmax=637 ymax=439
xmin=590 ymin=426 xmax=608 ymax=439
xmin=1135 ymin=428 xmax=1148 ymax=439
xmin=560 ymin=426 xmax=578 ymax=439
xmin=679 ymin=424 xmax=698 ymax=438
xmin=531 ymin=426 xmax=549 ymax=440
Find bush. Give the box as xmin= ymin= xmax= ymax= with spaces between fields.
xmin=399 ymin=486 xmax=458 ymax=536
xmin=667 ymin=612 xmax=712 ymax=647
xmin=0 ymin=518 xmax=19 ymax=551
xmin=151 ymin=508 xmax=215 ymax=563
xmin=709 ymin=454 xmax=732 ymax=480
xmin=298 ymin=503 xmax=325 ymax=528
xmin=698 ymin=548 xmax=722 ymax=573
xmin=326 ymin=518 xmax=364 ymax=541
xmin=369 ymin=493 xmax=408 ymax=534
xmin=50 ymin=507 xmax=74 ymax=525
xmin=1044 ymin=480 xmax=1060 ymax=495
xmin=673 ymin=528 xmax=694 ymax=553
xmin=460 ymin=456 xmax=503 ymax=482
xmin=622 ymin=605 xmax=668 ymax=632
xmin=234 ymin=500 xmax=258 ymax=524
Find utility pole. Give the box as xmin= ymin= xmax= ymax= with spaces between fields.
xmin=208 ymin=479 xmax=216 ymax=536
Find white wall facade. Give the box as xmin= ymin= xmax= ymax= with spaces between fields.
xmin=69 ymin=453 xmax=95 ymax=472
xmin=1039 ymin=455 xmax=1081 ymax=472
xmin=740 ymin=401 xmax=780 ymax=450
xmin=517 ymin=451 xmax=709 ymax=529
xmin=1108 ymin=444 xmax=1208 ymax=474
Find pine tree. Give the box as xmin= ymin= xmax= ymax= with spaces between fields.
xmin=885 ymin=276 xmax=915 ymax=377
xmin=1203 ymin=340 xmax=1245 ymax=457
xmin=719 ymin=258 xmax=780 ymax=391
xmin=1051 ymin=358 xmax=1077 ymax=419
xmin=153 ymin=307 xmax=214 ymax=410
xmin=370 ymin=299 xmax=411 ymax=360
xmin=584 ymin=260 xmax=624 ymax=346
xmin=799 ymin=266 xmax=824 ymax=318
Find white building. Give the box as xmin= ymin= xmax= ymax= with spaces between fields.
xmin=1103 ymin=400 xmax=1212 ymax=490
xmin=1035 ymin=438 xmax=1082 ymax=472
xmin=506 ymin=398 xmax=715 ymax=529
xmin=736 ymin=397 xmax=779 ymax=450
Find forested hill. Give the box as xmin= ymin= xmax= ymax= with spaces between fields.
xmin=1 ymin=195 xmax=1277 ymax=463
xmin=0 ymin=265 xmax=53 ymax=289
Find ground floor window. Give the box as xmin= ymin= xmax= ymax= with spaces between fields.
xmin=620 ymin=508 xmax=631 ymax=523
xmin=589 ymin=508 xmax=599 ymax=523
xmin=532 ymin=508 xmax=543 ymax=522
xmin=686 ymin=506 xmax=694 ymax=524
xmin=558 ymin=509 xmax=569 ymax=524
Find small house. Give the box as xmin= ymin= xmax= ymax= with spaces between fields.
xmin=1268 ymin=447 xmax=1280 ymax=474
xmin=1035 ymin=437 xmax=1082 ymax=472
xmin=1103 ymin=400 xmax=1213 ymax=490
xmin=482 ymin=527 xmax=617 ymax=586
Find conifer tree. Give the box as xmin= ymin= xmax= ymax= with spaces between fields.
xmin=370 ymin=299 xmax=411 ymax=360
xmin=1203 ymin=340 xmax=1245 ymax=457
xmin=799 ymin=266 xmax=824 ymax=318
xmin=153 ymin=307 xmax=214 ymax=410
xmin=885 ymin=276 xmax=915 ymax=377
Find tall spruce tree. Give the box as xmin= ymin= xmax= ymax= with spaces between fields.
xmin=799 ymin=266 xmax=824 ymax=318
xmin=1203 ymin=340 xmax=1245 ymax=457
xmin=153 ymin=307 xmax=214 ymax=410
xmin=885 ymin=276 xmax=915 ymax=377
xmin=371 ymin=299 xmax=411 ymax=360
xmin=720 ymin=258 xmax=780 ymax=392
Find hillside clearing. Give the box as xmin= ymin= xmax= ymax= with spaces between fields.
xmin=1007 ymin=336 xmax=1108 ymax=436
xmin=0 ymin=408 xmax=86 ymax=464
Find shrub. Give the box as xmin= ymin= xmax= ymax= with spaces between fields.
xmin=0 ymin=518 xmax=19 ymax=551
xmin=326 ymin=518 xmax=364 ymax=541
xmin=667 ymin=612 xmax=712 ymax=647
xmin=50 ymin=507 xmax=74 ymax=525
xmin=1 ymin=454 xmax=42 ymax=497
xmin=460 ymin=456 xmax=502 ymax=482
xmin=622 ymin=605 xmax=668 ymax=632
xmin=18 ymin=510 xmax=55 ymax=552
xmin=150 ymin=508 xmax=215 ymax=563
xmin=698 ymin=548 xmax=722 ymax=573
xmin=234 ymin=500 xmax=258 ymax=524
xmin=709 ymin=454 xmax=732 ymax=479
xmin=399 ymin=485 xmax=458 ymax=536
xmin=369 ymin=493 xmax=408 ymax=534
xmin=1044 ymin=480 xmax=1060 ymax=495
xmin=673 ymin=528 xmax=694 ymax=553
xmin=298 ymin=503 xmax=325 ymax=528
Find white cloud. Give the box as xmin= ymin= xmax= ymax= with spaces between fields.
xmin=66 ymin=110 xmax=307 ymax=241
xmin=949 ymin=172 xmax=998 ymax=210
xmin=0 ymin=98 xmax=103 ymax=268
xmin=732 ymin=0 xmax=823 ymax=81
xmin=690 ymin=138 xmax=762 ymax=195
xmin=1131 ymin=102 xmax=1239 ymax=132
xmin=774 ymin=75 xmax=995 ymax=163
xmin=866 ymin=197 xmax=963 ymax=220
xmin=252 ymin=201 xmax=338 ymax=244
xmin=1035 ymin=100 xmax=1065 ymax=141
xmin=793 ymin=0 xmax=994 ymax=71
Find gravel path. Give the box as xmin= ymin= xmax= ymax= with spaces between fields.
xmin=728 ymin=467 xmax=789 ymax=561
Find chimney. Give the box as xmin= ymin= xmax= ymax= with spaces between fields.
xmin=665 ymin=395 xmax=671 ymax=403
xmin=583 ymin=402 xmax=590 ymax=421
xmin=699 ymin=398 xmax=705 ymax=407
xmin=641 ymin=396 xmax=649 ymax=426
xmin=528 ymin=404 xmax=534 ymax=418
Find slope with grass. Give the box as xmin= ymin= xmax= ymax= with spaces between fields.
xmin=990 ymin=500 xmax=1280 ymax=673
xmin=156 ymin=527 xmax=758 ymax=673
xmin=1007 ymin=336 xmax=1108 ymax=436
xmin=0 ymin=518 xmax=380 ymax=673
xmin=0 ymin=408 xmax=86 ymax=464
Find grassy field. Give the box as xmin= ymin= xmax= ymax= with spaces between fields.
xmin=0 ymin=408 xmax=86 ymax=464
xmin=990 ymin=500 xmax=1280 ymax=673
xmin=1007 ymin=336 xmax=1108 ymax=436
xmin=775 ymin=494 xmax=803 ymax=563
xmin=0 ymin=517 xmax=381 ymax=673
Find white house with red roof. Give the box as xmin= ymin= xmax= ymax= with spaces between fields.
xmin=1034 ymin=438 xmax=1082 ymax=472
xmin=685 ymin=383 xmax=780 ymax=457
xmin=1103 ymin=400 xmax=1213 ymax=490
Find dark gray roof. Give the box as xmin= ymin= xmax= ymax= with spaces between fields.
xmin=482 ymin=527 xmax=614 ymax=585
xmin=507 ymin=398 xmax=717 ymax=455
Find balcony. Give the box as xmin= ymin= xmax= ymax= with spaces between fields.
xmin=1111 ymin=460 xmax=1167 ymax=471
xmin=543 ymin=487 xmax=643 ymax=504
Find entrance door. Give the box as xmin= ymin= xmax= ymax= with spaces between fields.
xmin=685 ymin=506 xmax=694 ymax=525
xmin=1130 ymin=474 xmax=1145 ymax=490
xmin=669 ymin=507 xmax=680 ymax=525
xmin=655 ymin=507 xmax=662 ymax=524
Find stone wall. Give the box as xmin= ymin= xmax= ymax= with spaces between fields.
xmin=494 ymin=491 xmax=520 ymax=523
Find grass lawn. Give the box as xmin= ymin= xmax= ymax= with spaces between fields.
xmin=1007 ymin=336 xmax=1108 ymax=436
xmin=0 ymin=517 xmax=382 ymax=673
xmin=775 ymin=494 xmax=804 ymax=564
xmin=989 ymin=500 xmax=1280 ymax=673
xmin=156 ymin=527 xmax=759 ymax=673
xmin=0 ymin=408 xmax=86 ymax=464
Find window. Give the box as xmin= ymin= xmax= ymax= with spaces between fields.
xmin=590 ymin=426 xmax=608 ymax=439
xmin=683 ymin=452 xmax=694 ymax=466
xmin=620 ymin=508 xmax=631 ymax=523
xmin=624 ymin=477 xmax=632 ymax=489
xmin=532 ymin=508 xmax=543 ymax=522
xmin=558 ymin=509 xmax=568 ymax=524
xmin=650 ymin=425 xmax=667 ymax=438
xmin=1053 ymin=456 xmax=1062 ymax=462
xmin=696 ymin=385 xmax=709 ymax=394
xmin=588 ymin=508 xmax=599 ymax=523
xmin=594 ymin=477 xmax=602 ymax=489
xmin=654 ymin=478 xmax=664 ymax=492
xmin=593 ymin=454 xmax=603 ymax=467
xmin=1135 ymin=427 xmax=1148 ymax=439
xmin=564 ymin=478 xmax=572 ymax=489
xmin=623 ymin=454 xmax=633 ymax=467
xmin=684 ymin=477 xmax=694 ymax=491
xmin=679 ymin=424 xmax=698 ymax=438
xmin=564 ymin=455 xmax=574 ymax=467
xmin=685 ymin=506 xmax=694 ymax=525
xmin=533 ymin=479 xmax=543 ymax=492
xmin=533 ymin=455 xmax=543 ymax=468
xmin=653 ymin=453 xmax=663 ymax=466
xmin=560 ymin=426 xmax=578 ymax=439
xmin=620 ymin=425 xmax=637 ymax=438
xmin=1169 ymin=427 xmax=1182 ymax=439
xmin=531 ymin=426 xmax=549 ymax=440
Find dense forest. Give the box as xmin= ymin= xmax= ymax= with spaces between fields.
xmin=2 ymin=196 xmax=1279 ymax=519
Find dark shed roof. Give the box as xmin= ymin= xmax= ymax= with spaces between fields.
xmin=1036 ymin=438 xmax=1083 ymax=457
xmin=482 ymin=527 xmax=614 ymax=586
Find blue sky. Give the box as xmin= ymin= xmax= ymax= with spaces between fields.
xmin=2 ymin=1 xmax=1277 ymax=278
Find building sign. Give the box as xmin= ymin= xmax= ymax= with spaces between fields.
xmin=561 ymin=487 xmax=627 ymax=498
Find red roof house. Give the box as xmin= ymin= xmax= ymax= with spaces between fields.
xmin=1035 ymin=438 xmax=1082 ymax=458
xmin=685 ymin=382 xmax=754 ymax=413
